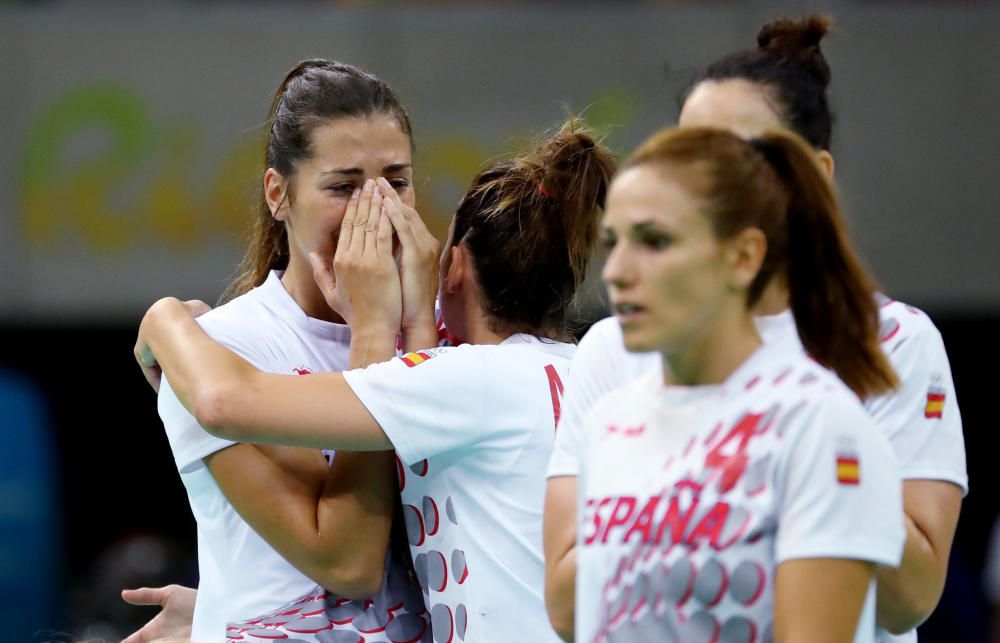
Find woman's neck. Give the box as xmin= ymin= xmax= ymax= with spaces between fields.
xmin=281 ymin=256 xmax=346 ymax=324
xmin=662 ymin=310 xmax=762 ymax=388
xmin=752 ymin=278 xmax=791 ymax=317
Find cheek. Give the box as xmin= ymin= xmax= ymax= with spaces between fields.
xmin=401 ymin=188 xmax=417 ymax=209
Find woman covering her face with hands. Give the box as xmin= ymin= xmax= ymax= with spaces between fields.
xmin=125 ymin=59 xmax=437 ymax=643
xmin=135 ymin=121 xmax=616 ymax=642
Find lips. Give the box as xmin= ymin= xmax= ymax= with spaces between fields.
xmin=611 ymin=301 xmax=646 ymax=325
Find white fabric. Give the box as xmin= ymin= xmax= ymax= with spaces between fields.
xmin=549 ymin=298 xmax=967 ymax=643
xmin=158 ymin=271 xmax=407 ymax=642
xmin=573 ymin=344 xmax=904 ymax=643
xmin=343 ymin=334 xmax=574 ymax=643
xmin=550 ymin=301 xmax=968 ymax=494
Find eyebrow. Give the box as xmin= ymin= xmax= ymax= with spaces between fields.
xmin=320 ymin=163 xmax=412 ymax=176
xmin=631 ymin=221 xmax=665 ymax=233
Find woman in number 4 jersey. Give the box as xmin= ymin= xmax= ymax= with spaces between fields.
xmin=545 ymin=14 xmax=966 ymax=643
xmin=553 ymin=125 xmax=906 ymax=642
xmin=134 ymin=122 xmax=616 ymax=642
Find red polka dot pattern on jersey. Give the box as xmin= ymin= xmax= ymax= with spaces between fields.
xmin=225 ymin=580 xmax=430 ymax=643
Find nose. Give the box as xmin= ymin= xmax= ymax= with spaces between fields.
xmin=601 ymin=240 xmax=633 ymax=291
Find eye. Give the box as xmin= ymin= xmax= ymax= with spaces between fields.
xmin=327 ymin=183 xmax=357 ymax=195
xmin=387 ymin=177 xmax=411 ymax=190
xmin=598 ymin=229 xmax=617 ymax=250
xmin=640 ymin=231 xmax=672 ymax=250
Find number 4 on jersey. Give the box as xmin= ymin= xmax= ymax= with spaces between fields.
xmin=544 ymin=364 xmax=565 ymax=431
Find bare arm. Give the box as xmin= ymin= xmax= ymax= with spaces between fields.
xmin=875 ymin=479 xmax=963 ymax=633
xmin=139 ymin=303 xmax=391 ymax=450
xmin=544 ymin=476 xmax=578 ymax=642
xmin=775 ymin=558 xmax=874 ymax=643
xmin=207 ymin=443 xmax=393 ymax=598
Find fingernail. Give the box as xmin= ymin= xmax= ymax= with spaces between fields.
xmin=352 ymin=188 xmax=360 ymax=198
xmin=364 ymin=179 xmax=374 ymax=191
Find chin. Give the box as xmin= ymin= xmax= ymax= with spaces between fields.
xmin=619 ymin=328 xmax=656 ymax=354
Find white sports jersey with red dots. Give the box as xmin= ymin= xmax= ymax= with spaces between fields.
xmin=158 ymin=271 xmax=427 ymax=643
xmin=343 ymin=334 xmax=573 ymax=643
xmin=572 ymin=343 xmax=904 ymax=643
xmin=550 ymin=298 xmax=966 ymax=643
xmin=549 ymin=300 xmax=968 ymax=494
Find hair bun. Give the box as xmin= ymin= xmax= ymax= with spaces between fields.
xmin=536 ymin=122 xmax=608 ymax=205
xmin=756 ymin=14 xmax=832 ymax=87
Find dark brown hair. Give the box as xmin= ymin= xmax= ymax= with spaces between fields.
xmin=221 ymin=59 xmax=413 ymax=303
xmin=685 ymin=14 xmax=834 ymax=150
xmin=625 ymin=126 xmax=897 ymax=398
xmin=451 ymin=120 xmax=616 ymax=338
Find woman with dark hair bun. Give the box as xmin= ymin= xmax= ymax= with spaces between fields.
xmin=545 ymin=14 xmax=966 ymax=643
xmin=133 ymin=120 xmax=616 ymax=642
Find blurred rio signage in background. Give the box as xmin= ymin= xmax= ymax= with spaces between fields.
xmin=18 ymin=84 xmax=265 ymax=254
xmin=16 ymin=83 xmax=634 ymax=256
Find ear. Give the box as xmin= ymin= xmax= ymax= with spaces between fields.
xmin=725 ymin=227 xmax=768 ymax=291
xmin=816 ymin=150 xmax=835 ymax=180
xmin=443 ymin=244 xmax=468 ymax=295
xmin=264 ymin=168 xmax=290 ymax=221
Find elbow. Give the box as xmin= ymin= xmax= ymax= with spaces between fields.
xmin=318 ymin=561 xmax=384 ymax=600
xmin=879 ymin=581 xmax=944 ymax=634
xmin=193 ymin=383 xmax=242 ymax=440
xmin=881 ymin=594 xmax=940 ymax=634
xmin=547 ymin=609 xmax=574 ymax=642
xmin=545 ymin=584 xmax=575 ymax=641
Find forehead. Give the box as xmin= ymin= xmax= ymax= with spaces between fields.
xmin=606 ymin=165 xmax=707 ymax=230
xmin=305 ymin=114 xmax=412 ymax=168
xmin=679 ymin=79 xmax=784 ymax=140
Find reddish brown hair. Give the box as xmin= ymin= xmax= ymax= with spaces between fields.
xmin=625 ymin=126 xmax=897 ymax=398
xmin=451 ymin=120 xmax=616 ymax=337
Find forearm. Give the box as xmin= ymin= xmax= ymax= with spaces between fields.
xmin=401 ymin=316 xmax=439 ymax=353
xmin=776 ymin=558 xmax=874 ymax=643
xmin=313 ymin=450 xmax=397 ymax=597
xmin=545 ymin=547 xmax=577 ymax=641
xmin=875 ymin=479 xmax=962 ymax=633
xmin=210 ymin=443 xmax=390 ymax=598
xmin=349 ymin=324 xmax=398 ymax=369
xmin=875 ymin=514 xmax=947 ymax=633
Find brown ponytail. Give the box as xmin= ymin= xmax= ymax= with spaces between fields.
xmin=750 ymin=133 xmax=897 ymax=398
xmin=624 ymin=126 xmax=897 ymax=399
xmin=452 ymin=119 xmax=616 ymax=337
xmin=221 ymin=59 xmax=413 ymax=303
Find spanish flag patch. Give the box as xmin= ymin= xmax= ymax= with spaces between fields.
xmin=836 ymin=455 xmax=860 ymax=485
xmin=400 ymin=351 xmax=434 ymax=367
xmin=925 ymin=386 xmax=946 ymax=419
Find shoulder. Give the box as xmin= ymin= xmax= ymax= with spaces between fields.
xmin=195 ymin=288 xmax=269 ymax=339
xmin=876 ymin=295 xmax=944 ymax=356
xmin=745 ymin=349 xmax=865 ymax=425
xmin=576 ymin=317 xmax=660 ymax=377
xmin=589 ymin=372 xmax=661 ymax=421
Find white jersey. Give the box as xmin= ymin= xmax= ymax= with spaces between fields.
xmin=343 ymin=334 xmax=574 ymax=643
xmin=549 ymin=301 xmax=967 ymax=493
xmin=573 ymin=344 xmax=904 ymax=643
xmin=158 ymin=271 xmax=425 ymax=642
xmin=549 ymin=300 xmax=967 ymax=643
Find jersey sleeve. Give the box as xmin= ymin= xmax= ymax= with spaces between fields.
xmin=157 ymin=315 xmax=271 ymax=474
xmin=547 ymin=319 xmax=635 ymax=479
xmin=774 ymin=395 xmax=904 ymax=567
xmin=342 ymin=346 xmax=488 ymax=466
xmin=866 ymin=317 xmax=968 ymax=495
